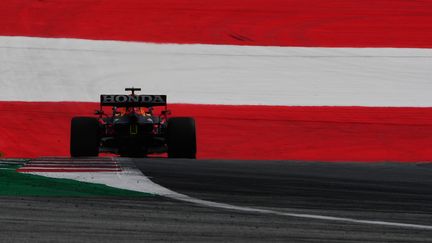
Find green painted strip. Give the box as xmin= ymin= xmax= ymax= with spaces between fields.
xmin=0 ymin=165 xmax=153 ymax=197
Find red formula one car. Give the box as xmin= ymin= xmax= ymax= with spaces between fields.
xmin=70 ymin=88 xmax=196 ymax=158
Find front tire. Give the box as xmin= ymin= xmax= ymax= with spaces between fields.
xmin=70 ymin=117 xmax=100 ymax=157
xmin=167 ymin=117 xmax=196 ymax=159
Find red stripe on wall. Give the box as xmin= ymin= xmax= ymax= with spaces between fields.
xmin=1 ymin=0 xmax=432 ymax=48
xmin=1 ymin=102 xmax=432 ymax=162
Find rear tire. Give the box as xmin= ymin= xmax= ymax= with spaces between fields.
xmin=167 ymin=117 xmax=196 ymax=159
xmin=70 ymin=117 xmax=100 ymax=157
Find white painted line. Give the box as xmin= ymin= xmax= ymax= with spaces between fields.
xmin=167 ymin=193 xmax=432 ymax=231
xmin=25 ymin=161 xmax=432 ymax=231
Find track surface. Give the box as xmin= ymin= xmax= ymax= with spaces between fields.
xmin=1 ymin=159 xmax=432 ymax=242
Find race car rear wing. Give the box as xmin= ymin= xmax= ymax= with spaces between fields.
xmin=100 ymin=94 xmax=167 ymax=107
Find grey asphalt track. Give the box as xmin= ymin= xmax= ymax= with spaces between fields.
xmin=1 ymin=159 xmax=432 ymax=242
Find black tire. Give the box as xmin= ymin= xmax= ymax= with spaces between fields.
xmin=70 ymin=117 xmax=100 ymax=157
xmin=167 ymin=117 xmax=197 ymax=159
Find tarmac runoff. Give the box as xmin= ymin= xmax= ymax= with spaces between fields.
xmin=14 ymin=157 xmax=432 ymax=231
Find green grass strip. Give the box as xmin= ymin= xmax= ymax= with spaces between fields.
xmin=0 ymin=165 xmax=153 ymax=197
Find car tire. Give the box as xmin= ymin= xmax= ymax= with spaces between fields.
xmin=167 ymin=117 xmax=197 ymax=159
xmin=70 ymin=117 xmax=100 ymax=157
